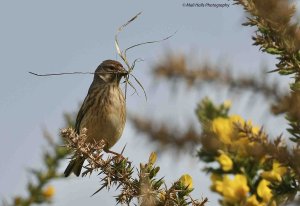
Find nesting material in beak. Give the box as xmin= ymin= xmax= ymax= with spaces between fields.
xmin=118 ymin=68 xmax=128 ymax=76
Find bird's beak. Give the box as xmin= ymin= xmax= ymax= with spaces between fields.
xmin=118 ymin=68 xmax=128 ymax=76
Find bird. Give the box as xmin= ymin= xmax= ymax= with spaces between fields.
xmin=64 ymin=59 xmax=128 ymax=177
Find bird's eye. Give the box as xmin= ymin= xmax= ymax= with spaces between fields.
xmin=106 ymin=66 xmax=116 ymax=72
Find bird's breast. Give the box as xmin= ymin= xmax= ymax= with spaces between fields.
xmin=81 ymin=85 xmax=126 ymax=148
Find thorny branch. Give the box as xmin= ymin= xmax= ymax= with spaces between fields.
xmin=153 ymin=53 xmax=285 ymax=101
xmin=233 ymin=0 xmax=300 ymax=81
xmin=233 ymin=0 xmax=300 ymax=145
xmin=129 ymin=115 xmax=200 ymax=152
xmin=61 ymin=127 xmax=207 ymax=206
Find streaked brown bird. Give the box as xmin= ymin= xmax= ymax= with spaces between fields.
xmin=64 ymin=60 xmax=128 ymax=177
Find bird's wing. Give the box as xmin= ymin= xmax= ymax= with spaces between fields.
xmin=75 ymin=84 xmax=98 ymax=134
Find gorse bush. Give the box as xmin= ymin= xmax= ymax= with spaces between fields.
xmin=198 ymin=99 xmax=298 ymax=206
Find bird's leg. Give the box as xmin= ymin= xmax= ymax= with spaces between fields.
xmin=104 ymin=148 xmax=122 ymax=156
xmin=104 ymin=148 xmax=131 ymax=164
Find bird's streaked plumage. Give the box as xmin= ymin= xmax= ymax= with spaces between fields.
xmin=64 ymin=60 xmax=127 ymax=177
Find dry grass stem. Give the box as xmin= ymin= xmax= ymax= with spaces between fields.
xmin=115 ymin=12 xmax=176 ymax=101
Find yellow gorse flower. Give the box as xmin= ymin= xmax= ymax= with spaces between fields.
xmin=245 ymin=195 xmax=264 ymax=206
xmin=211 ymin=117 xmax=233 ymax=144
xmin=210 ymin=173 xmax=223 ymax=193
xmin=211 ymin=114 xmax=264 ymax=157
xmin=213 ymin=174 xmax=249 ymax=204
xmin=222 ymin=174 xmax=249 ymax=203
xmin=179 ymin=174 xmax=193 ymax=189
xmin=261 ymin=161 xmax=287 ymax=182
xmin=229 ymin=115 xmax=244 ymax=126
xmin=148 ymin=152 xmax=157 ymax=165
xmin=251 ymin=126 xmax=260 ymax=135
xmin=217 ymin=153 xmax=233 ymax=171
xmin=257 ymin=179 xmax=273 ymax=204
xmin=42 ymin=185 xmax=55 ymax=199
xmin=211 ymin=115 xmax=245 ymax=144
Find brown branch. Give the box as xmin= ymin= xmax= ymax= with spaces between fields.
xmin=153 ymin=53 xmax=285 ymax=101
xmin=129 ymin=115 xmax=200 ymax=152
xmin=61 ymin=127 xmax=207 ymax=206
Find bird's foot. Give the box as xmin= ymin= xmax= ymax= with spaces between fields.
xmin=104 ymin=149 xmax=131 ymax=164
xmin=105 ymin=149 xmax=122 ymax=156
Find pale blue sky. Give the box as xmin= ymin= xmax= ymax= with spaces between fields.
xmin=0 ymin=0 xmax=293 ymax=205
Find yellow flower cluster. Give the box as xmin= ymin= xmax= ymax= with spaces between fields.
xmin=245 ymin=179 xmax=276 ymax=206
xmin=211 ymin=115 xmax=262 ymax=156
xmin=261 ymin=161 xmax=287 ymax=182
xmin=211 ymin=174 xmax=249 ymax=204
xmin=216 ymin=153 xmax=233 ymax=171
xmin=202 ymin=101 xmax=294 ymax=206
xmin=245 ymin=195 xmax=264 ymax=206
xmin=257 ymin=179 xmax=273 ymax=204
xmin=211 ymin=173 xmax=277 ymax=206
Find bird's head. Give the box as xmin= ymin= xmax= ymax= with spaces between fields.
xmin=94 ymin=60 xmax=128 ymax=84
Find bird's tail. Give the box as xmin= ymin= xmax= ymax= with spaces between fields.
xmin=64 ymin=156 xmax=85 ymax=177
